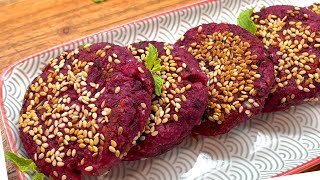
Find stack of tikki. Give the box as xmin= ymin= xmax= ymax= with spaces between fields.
xmin=16 ymin=2 xmax=320 ymax=179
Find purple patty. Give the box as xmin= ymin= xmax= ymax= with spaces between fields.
xmin=253 ymin=5 xmax=320 ymax=112
xmin=19 ymin=43 xmax=154 ymax=179
xmin=176 ymin=23 xmax=274 ymax=136
xmin=125 ymin=41 xmax=208 ymax=160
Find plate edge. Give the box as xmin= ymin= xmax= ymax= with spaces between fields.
xmin=1 ymin=0 xmax=319 ymax=178
xmin=273 ymin=156 xmax=320 ymax=177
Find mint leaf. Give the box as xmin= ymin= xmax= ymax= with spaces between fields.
xmin=29 ymin=161 xmax=38 ymax=172
xmin=145 ymin=44 xmax=159 ymax=71
xmin=93 ymin=0 xmax=105 ymax=3
xmin=150 ymin=61 xmax=161 ymax=72
xmin=237 ymin=8 xmax=257 ymax=34
xmin=145 ymin=43 xmax=163 ymax=96
xmin=32 ymin=173 xmax=45 ymax=180
xmin=5 ymin=152 xmax=45 ymax=180
xmin=153 ymin=75 xmax=163 ymax=96
xmin=5 ymin=152 xmax=35 ymax=173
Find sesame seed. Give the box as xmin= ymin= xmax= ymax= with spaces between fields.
xmin=100 ymin=51 xmax=106 ymax=58
xmin=57 ymin=162 xmax=64 ymax=167
xmin=141 ymin=103 xmax=146 ymax=108
xmin=118 ymin=127 xmax=123 ymax=135
xmin=185 ymin=84 xmax=192 ymax=90
xmin=138 ymin=67 xmax=145 ymax=73
xmin=173 ymin=114 xmax=178 ymax=121
xmin=93 ymin=137 xmax=99 ymax=145
xmin=314 ymin=44 xmax=320 ymax=48
xmin=38 ymin=153 xmax=44 ymax=159
xmin=45 ymin=158 xmax=51 ymax=163
xmin=115 ymin=86 xmax=121 ymax=94
xmin=35 ymin=139 xmax=42 ymax=146
xmin=151 ymin=131 xmax=159 ymax=136
xmin=138 ymin=49 xmax=145 ymax=53
xmin=85 ymin=166 xmax=93 ymax=172
xmin=254 ymin=74 xmax=261 ymax=78
xmin=80 ymin=158 xmax=85 ymax=165
xmin=114 ymin=59 xmax=121 ymax=64
xmin=108 ymin=146 xmax=116 ymax=153
xmin=92 ymin=113 xmax=97 ymax=119
xmin=79 ymin=143 xmax=86 ymax=148
xmin=71 ymin=149 xmax=76 ymax=157
xmin=56 ymin=157 xmax=62 ymax=162
xmin=111 ymin=140 xmax=117 ymax=147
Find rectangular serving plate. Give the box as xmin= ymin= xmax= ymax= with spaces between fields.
xmin=1 ymin=0 xmax=320 ymax=179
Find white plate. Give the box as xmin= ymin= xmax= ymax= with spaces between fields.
xmin=1 ymin=0 xmax=320 ymax=179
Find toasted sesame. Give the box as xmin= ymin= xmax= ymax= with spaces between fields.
xmin=115 ymin=86 xmax=121 ymax=94
xmin=57 ymin=162 xmax=64 ymax=167
xmin=138 ymin=67 xmax=145 ymax=73
xmin=85 ymin=166 xmax=93 ymax=172
xmin=108 ymin=146 xmax=116 ymax=153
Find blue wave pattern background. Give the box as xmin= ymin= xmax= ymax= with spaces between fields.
xmin=1 ymin=0 xmax=320 ymax=179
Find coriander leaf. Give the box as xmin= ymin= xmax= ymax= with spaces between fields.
xmin=32 ymin=173 xmax=45 ymax=180
xmin=5 ymin=152 xmax=35 ymax=173
xmin=145 ymin=43 xmax=159 ymax=70
xmin=237 ymin=8 xmax=257 ymax=34
xmin=93 ymin=0 xmax=105 ymax=3
xmin=153 ymin=74 xmax=163 ymax=96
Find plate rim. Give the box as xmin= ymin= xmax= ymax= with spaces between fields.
xmin=0 ymin=0 xmax=319 ymax=179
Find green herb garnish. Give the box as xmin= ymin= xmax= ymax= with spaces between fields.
xmin=32 ymin=173 xmax=45 ymax=180
xmin=5 ymin=152 xmax=45 ymax=180
xmin=145 ymin=44 xmax=163 ymax=96
xmin=93 ymin=0 xmax=105 ymax=3
xmin=237 ymin=8 xmax=257 ymax=34
xmin=152 ymin=74 xmax=163 ymax=96
xmin=146 ymin=44 xmax=161 ymax=72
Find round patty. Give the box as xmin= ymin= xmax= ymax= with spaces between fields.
xmin=252 ymin=5 xmax=320 ymax=112
xmin=125 ymin=41 xmax=208 ymax=160
xmin=18 ymin=43 xmax=154 ymax=179
xmin=176 ymin=23 xmax=274 ymax=136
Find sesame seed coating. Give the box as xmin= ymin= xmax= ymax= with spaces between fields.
xmin=176 ymin=23 xmax=274 ymax=136
xmin=19 ymin=43 xmax=154 ymax=179
xmin=309 ymin=3 xmax=320 ymax=15
xmin=253 ymin=5 xmax=320 ymax=112
xmin=125 ymin=41 xmax=208 ymax=160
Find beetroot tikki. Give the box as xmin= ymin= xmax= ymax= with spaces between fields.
xmin=18 ymin=43 xmax=154 ymax=179
xmin=125 ymin=41 xmax=208 ymax=160
xmin=176 ymin=23 xmax=274 ymax=136
xmin=252 ymin=5 xmax=320 ymax=112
